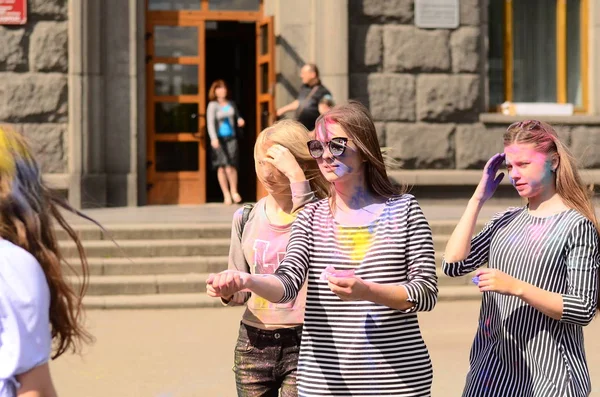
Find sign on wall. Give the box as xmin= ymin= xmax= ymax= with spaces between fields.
xmin=0 ymin=0 xmax=27 ymax=25
xmin=415 ymin=0 xmax=459 ymax=29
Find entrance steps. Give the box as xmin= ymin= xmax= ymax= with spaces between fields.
xmin=56 ymin=222 xmax=486 ymax=309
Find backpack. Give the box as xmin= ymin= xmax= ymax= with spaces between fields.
xmin=237 ymin=203 xmax=254 ymax=242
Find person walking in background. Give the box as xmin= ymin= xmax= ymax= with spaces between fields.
xmin=208 ymin=120 xmax=328 ymax=396
xmin=276 ymin=63 xmax=331 ymax=131
xmin=208 ymin=101 xmax=438 ymax=396
xmin=0 ymin=127 xmax=95 ymax=397
xmin=207 ymin=79 xmax=245 ymax=205
xmin=443 ymin=120 xmax=599 ymax=397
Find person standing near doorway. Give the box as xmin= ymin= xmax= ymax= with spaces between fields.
xmin=276 ymin=63 xmax=331 ymax=131
xmin=207 ymin=79 xmax=245 ymax=205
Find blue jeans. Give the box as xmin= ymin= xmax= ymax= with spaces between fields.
xmin=233 ymin=322 xmax=302 ymax=397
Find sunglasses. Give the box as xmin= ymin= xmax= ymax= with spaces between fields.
xmin=507 ymin=120 xmax=542 ymax=131
xmin=307 ymin=137 xmax=350 ymax=159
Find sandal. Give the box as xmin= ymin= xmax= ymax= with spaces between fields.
xmin=231 ymin=192 xmax=242 ymax=204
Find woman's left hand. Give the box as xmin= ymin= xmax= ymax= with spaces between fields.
xmin=328 ymin=276 xmax=369 ymax=301
xmin=237 ymin=118 xmax=245 ymax=128
xmin=264 ymin=144 xmax=305 ymax=183
xmin=476 ymin=268 xmax=523 ymax=296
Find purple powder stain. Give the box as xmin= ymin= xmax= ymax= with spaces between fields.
xmin=333 ymin=161 xmax=353 ymax=177
xmin=368 ymin=222 xmax=376 ymax=234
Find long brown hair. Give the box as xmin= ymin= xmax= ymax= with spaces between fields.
xmin=255 ymin=119 xmax=329 ymax=201
xmin=0 ymin=126 xmax=93 ymax=358
xmin=208 ymin=79 xmax=228 ymax=101
xmin=504 ymin=120 xmax=600 ymax=311
xmin=314 ymin=100 xmax=407 ymax=208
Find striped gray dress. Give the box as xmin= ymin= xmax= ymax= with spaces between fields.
xmin=443 ymin=207 xmax=600 ymax=397
xmin=273 ymin=195 xmax=438 ymax=396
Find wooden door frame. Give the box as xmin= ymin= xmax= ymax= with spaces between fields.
xmin=145 ymin=0 xmax=271 ymax=204
xmin=255 ymin=14 xmax=276 ymax=201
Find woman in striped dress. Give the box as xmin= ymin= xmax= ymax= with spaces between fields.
xmin=208 ymin=101 xmax=438 ymax=396
xmin=443 ymin=120 xmax=599 ymax=397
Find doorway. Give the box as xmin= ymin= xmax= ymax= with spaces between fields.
xmin=205 ymin=21 xmax=256 ymax=203
xmin=145 ymin=1 xmax=275 ymax=205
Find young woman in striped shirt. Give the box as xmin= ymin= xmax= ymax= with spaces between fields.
xmin=208 ymin=100 xmax=439 ymax=396
xmin=443 ymin=120 xmax=599 ymax=397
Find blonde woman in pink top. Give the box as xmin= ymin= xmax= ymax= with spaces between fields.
xmin=208 ymin=120 xmax=328 ymax=396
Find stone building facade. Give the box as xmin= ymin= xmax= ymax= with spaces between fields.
xmin=0 ymin=0 xmax=599 ymax=207
xmin=343 ymin=0 xmax=600 ymax=193
xmin=0 ymin=0 xmax=69 ymax=185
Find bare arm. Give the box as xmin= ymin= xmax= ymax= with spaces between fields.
xmin=444 ymin=198 xmax=484 ymax=262
xmin=276 ymin=100 xmax=299 ymax=117
xmin=515 ymin=282 xmax=563 ymax=320
xmin=246 ymin=274 xmax=285 ymax=303
xmin=16 ymin=363 xmax=57 ymax=397
xmin=364 ymin=283 xmax=413 ymax=311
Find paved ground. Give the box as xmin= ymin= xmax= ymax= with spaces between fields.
xmin=49 ymin=301 xmax=600 ymax=397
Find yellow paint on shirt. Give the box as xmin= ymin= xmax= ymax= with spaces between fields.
xmin=338 ymin=227 xmax=373 ymax=263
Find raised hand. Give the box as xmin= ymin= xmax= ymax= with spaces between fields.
xmin=473 ymin=153 xmax=505 ymax=203
xmin=206 ymin=270 xmax=250 ymax=298
xmin=263 ymin=144 xmax=305 ymax=183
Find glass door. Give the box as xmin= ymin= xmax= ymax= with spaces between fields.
xmin=146 ymin=19 xmax=207 ymax=204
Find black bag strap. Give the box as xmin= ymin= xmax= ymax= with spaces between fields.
xmin=238 ymin=203 xmax=254 ymax=242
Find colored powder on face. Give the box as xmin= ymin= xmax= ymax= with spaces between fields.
xmin=333 ymin=161 xmax=353 ymax=177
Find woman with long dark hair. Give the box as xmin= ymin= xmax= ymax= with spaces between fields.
xmin=0 ymin=127 xmax=94 ymax=396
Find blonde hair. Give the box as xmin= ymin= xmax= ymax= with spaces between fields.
xmin=504 ymin=120 xmax=599 ymax=312
xmin=314 ymin=100 xmax=407 ymax=210
xmin=255 ymin=119 xmax=329 ymax=201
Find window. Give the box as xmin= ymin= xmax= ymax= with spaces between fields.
xmin=488 ymin=0 xmax=589 ymax=112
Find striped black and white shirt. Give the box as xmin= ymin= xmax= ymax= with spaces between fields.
xmin=443 ymin=207 xmax=600 ymax=397
xmin=273 ymin=194 xmax=438 ymax=397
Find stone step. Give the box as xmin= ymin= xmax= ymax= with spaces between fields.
xmin=54 ymin=221 xmax=485 ymax=241
xmin=62 ymin=256 xmax=228 ymax=276
xmin=70 ymin=274 xmax=209 ymax=296
xmin=63 ymin=253 xmax=459 ymax=277
xmin=82 ymin=285 xmax=482 ymax=310
xmin=54 ymin=223 xmax=232 ymax=241
xmin=59 ymin=236 xmax=451 ymax=259
xmin=59 ymin=238 xmax=232 ymax=258
xmin=70 ymin=268 xmax=476 ymax=297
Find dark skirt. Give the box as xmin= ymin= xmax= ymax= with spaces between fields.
xmin=211 ymin=137 xmax=239 ymax=169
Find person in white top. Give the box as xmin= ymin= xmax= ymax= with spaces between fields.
xmin=0 ymin=126 xmax=94 ymax=397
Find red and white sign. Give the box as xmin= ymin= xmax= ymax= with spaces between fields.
xmin=0 ymin=0 xmax=27 ymax=25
